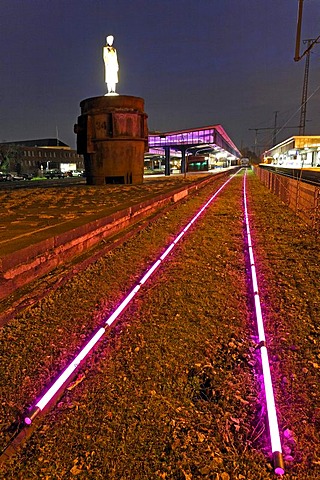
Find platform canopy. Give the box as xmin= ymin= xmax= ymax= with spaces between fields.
xmin=148 ymin=125 xmax=241 ymax=159
xmin=263 ymin=135 xmax=320 ymax=168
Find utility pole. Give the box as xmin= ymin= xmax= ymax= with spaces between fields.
xmin=299 ymin=39 xmax=319 ymax=135
xmin=249 ymin=118 xmax=300 ymax=154
xmin=294 ymin=0 xmax=320 ymax=61
xmin=273 ymin=111 xmax=279 ymax=146
xmin=248 ymin=127 xmax=275 ymax=154
xmin=294 ymin=2 xmax=320 ymax=135
xmin=249 ymin=122 xmax=280 ymax=154
xmin=249 ymin=128 xmax=259 ymax=155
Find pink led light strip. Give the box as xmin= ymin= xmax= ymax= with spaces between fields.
xmin=24 ymin=172 xmax=237 ymax=425
xmin=243 ymin=172 xmax=284 ymax=476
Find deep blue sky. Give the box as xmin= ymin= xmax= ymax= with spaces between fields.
xmin=1 ymin=0 xmax=319 ymax=152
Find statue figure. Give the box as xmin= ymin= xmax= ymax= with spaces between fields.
xmin=103 ymin=35 xmax=119 ymax=95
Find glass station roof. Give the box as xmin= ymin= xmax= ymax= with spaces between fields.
xmin=148 ymin=125 xmax=241 ymax=158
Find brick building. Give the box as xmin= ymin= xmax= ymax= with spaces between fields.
xmin=0 ymin=138 xmax=84 ymax=176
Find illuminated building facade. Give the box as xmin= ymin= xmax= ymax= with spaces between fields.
xmin=147 ymin=125 xmax=241 ymax=174
xmin=263 ymin=136 xmax=320 ymax=168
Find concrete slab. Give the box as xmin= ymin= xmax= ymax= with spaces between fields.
xmin=0 ymin=173 xmax=229 ymax=300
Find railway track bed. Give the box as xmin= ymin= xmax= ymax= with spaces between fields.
xmin=0 ymin=172 xmax=319 ymax=479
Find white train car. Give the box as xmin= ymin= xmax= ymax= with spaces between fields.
xmin=240 ymin=157 xmax=250 ymax=167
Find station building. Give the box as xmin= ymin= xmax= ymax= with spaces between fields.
xmin=1 ymin=125 xmax=241 ymax=178
xmin=147 ymin=125 xmax=241 ymax=174
xmin=0 ymin=138 xmax=84 ymax=176
xmin=262 ymin=135 xmax=320 ymax=168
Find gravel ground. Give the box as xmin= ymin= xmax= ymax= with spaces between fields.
xmin=0 ymin=170 xmax=319 ymax=479
xmin=0 ymin=174 xmax=208 ymax=254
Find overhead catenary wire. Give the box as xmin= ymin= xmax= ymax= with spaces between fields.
xmin=250 ymin=75 xmax=320 ymax=152
xmin=262 ymin=82 xmax=320 ymax=149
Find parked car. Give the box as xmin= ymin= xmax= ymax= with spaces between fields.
xmin=0 ymin=172 xmax=24 ymax=181
xmin=0 ymin=172 xmax=11 ymax=182
xmin=22 ymin=173 xmax=34 ymax=180
xmin=71 ymin=170 xmax=85 ymax=177
xmin=9 ymin=172 xmax=25 ymax=181
xmin=44 ymin=169 xmax=64 ymax=179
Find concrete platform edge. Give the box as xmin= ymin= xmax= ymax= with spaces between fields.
xmin=0 ymin=173 xmax=226 ymax=301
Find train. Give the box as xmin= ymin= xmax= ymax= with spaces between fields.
xmin=240 ymin=157 xmax=250 ymax=167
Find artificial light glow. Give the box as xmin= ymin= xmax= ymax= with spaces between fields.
xmin=160 ymin=242 xmax=176 ymax=261
xmin=248 ymin=246 xmax=255 ymax=266
xmin=243 ymin=172 xmax=284 ymax=476
xmin=24 ymin=171 xmax=238 ymax=425
xmin=24 ymin=327 xmax=106 ymax=424
xmin=254 ymin=295 xmax=266 ymax=343
xmin=251 ymin=265 xmax=259 ymax=294
xmin=139 ymin=260 xmax=161 ymax=284
xmin=173 ymin=231 xmax=185 ymax=244
xmin=38 ymin=327 xmax=106 ymax=411
xmin=106 ymin=286 xmax=141 ymax=326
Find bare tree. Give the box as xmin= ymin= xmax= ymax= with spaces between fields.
xmin=0 ymin=144 xmax=21 ymax=172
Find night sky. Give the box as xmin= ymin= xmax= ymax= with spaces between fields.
xmin=1 ymin=0 xmax=319 ymax=152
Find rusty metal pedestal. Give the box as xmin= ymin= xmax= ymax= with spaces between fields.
xmin=75 ymin=95 xmax=148 ymax=185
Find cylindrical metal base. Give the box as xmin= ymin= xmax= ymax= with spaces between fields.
xmin=75 ymin=95 xmax=148 ymax=185
xmin=273 ymin=451 xmax=285 ymax=475
xmin=24 ymin=406 xmax=41 ymax=425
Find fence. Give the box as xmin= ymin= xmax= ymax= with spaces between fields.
xmin=253 ymin=166 xmax=320 ymax=232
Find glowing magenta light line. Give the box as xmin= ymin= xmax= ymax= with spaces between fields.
xmin=243 ymin=172 xmax=284 ymax=476
xmin=254 ymin=296 xmax=266 ymax=342
xmin=260 ymin=346 xmax=282 ymax=451
xmin=173 ymin=231 xmax=185 ymax=244
xmin=160 ymin=242 xmax=176 ymax=260
xmin=248 ymin=247 xmax=255 ymax=266
xmin=106 ymin=285 xmax=141 ymax=327
xmin=182 ymin=223 xmax=192 ymax=233
xmin=139 ymin=259 xmax=162 ymax=284
xmin=24 ymin=172 xmax=237 ymax=425
xmin=24 ymin=327 xmax=106 ymax=424
xmin=251 ymin=266 xmax=259 ymax=294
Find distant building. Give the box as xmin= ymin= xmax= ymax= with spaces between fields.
xmin=263 ymin=136 xmax=320 ymax=167
xmin=0 ymin=138 xmax=84 ymax=175
xmin=147 ymin=125 xmax=241 ymax=174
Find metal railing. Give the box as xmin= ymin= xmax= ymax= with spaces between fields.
xmin=253 ymin=166 xmax=320 ymax=232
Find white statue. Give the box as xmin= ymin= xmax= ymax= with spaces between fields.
xmin=103 ymin=35 xmax=119 ymax=95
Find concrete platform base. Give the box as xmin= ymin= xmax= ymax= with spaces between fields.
xmin=0 ymin=174 xmax=228 ymax=302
